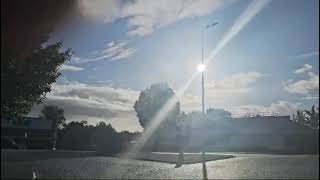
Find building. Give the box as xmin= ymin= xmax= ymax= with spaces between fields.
xmin=189 ymin=115 xmax=318 ymax=153
xmin=156 ymin=114 xmax=318 ymax=153
xmin=1 ymin=117 xmax=54 ymax=149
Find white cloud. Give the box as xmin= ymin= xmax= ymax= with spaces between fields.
xmin=72 ymin=40 xmax=137 ymax=64
xmin=206 ymin=71 xmax=262 ymax=90
xmin=294 ymin=64 xmax=312 ymax=74
xmin=180 ymin=71 xmax=263 ymax=112
xmin=29 ymin=82 xmax=142 ymax=132
xmin=60 ymin=65 xmax=84 ymax=72
xmin=291 ymin=51 xmax=319 ymax=60
xmin=284 ymin=72 xmax=319 ymax=95
xmin=205 ymin=72 xmax=263 ymax=100
xmin=302 ymin=96 xmax=319 ymax=100
xmin=78 ymin=0 xmax=227 ymax=37
xmin=122 ymin=0 xmax=225 ymax=36
xmin=78 ymin=0 xmax=122 ymax=23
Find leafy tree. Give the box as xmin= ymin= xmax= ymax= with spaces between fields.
xmin=57 ymin=121 xmax=140 ymax=152
xmin=119 ymin=130 xmax=141 ymax=143
xmin=58 ymin=120 xmax=95 ymax=150
xmin=1 ymin=42 xmax=72 ymax=120
xmin=293 ymin=106 xmax=319 ymax=130
xmin=40 ymin=105 xmax=66 ymax=149
xmin=2 ymin=0 xmax=75 ymax=120
xmin=134 ymin=83 xmax=180 ymax=129
xmin=40 ymin=105 xmax=66 ymax=129
xmin=92 ymin=122 xmax=123 ymax=154
xmin=304 ymin=105 xmax=319 ymax=130
xmin=295 ymin=110 xmax=306 ymax=124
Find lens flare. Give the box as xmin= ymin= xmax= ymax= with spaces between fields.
xmin=197 ymin=64 xmax=206 ymax=72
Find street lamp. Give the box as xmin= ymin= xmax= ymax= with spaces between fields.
xmin=201 ymin=22 xmax=218 ymax=114
xmin=200 ymin=22 xmax=218 ymax=180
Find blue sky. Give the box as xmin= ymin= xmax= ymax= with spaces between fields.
xmin=31 ymin=0 xmax=319 ymax=131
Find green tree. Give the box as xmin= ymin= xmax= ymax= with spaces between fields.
xmin=2 ymin=1 xmax=75 ymax=121
xmin=1 ymin=42 xmax=72 ymax=120
xmin=293 ymin=106 xmax=319 ymax=130
xmin=295 ymin=110 xmax=306 ymax=124
xmin=40 ymin=105 xmax=66 ymax=149
xmin=134 ymin=83 xmax=180 ymax=151
xmin=304 ymin=105 xmax=319 ymax=130
xmin=92 ymin=122 xmax=123 ymax=154
xmin=40 ymin=105 xmax=66 ymax=129
xmin=58 ymin=120 xmax=95 ymax=150
xmin=134 ymin=83 xmax=180 ymax=129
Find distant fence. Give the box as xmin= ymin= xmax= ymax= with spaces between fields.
xmin=231 ymin=112 xmax=287 ymax=118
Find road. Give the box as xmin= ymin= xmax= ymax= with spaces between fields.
xmin=2 ymin=153 xmax=319 ymax=179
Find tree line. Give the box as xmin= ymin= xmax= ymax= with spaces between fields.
xmin=40 ymin=105 xmax=141 ymax=154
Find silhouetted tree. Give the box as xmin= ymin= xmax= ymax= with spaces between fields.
xmin=134 ymin=83 xmax=180 ymax=150
xmin=295 ymin=110 xmax=306 ymax=124
xmin=1 ymin=0 xmax=76 ymax=120
xmin=1 ymin=42 xmax=72 ymax=120
xmin=92 ymin=122 xmax=123 ymax=154
xmin=40 ymin=105 xmax=66 ymax=129
xmin=293 ymin=105 xmax=319 ymax=130
xmin=40 ymin=105 xmax=66 ymax=149
xmin=58 ymin=120 xmax=95 ymax=150
xmin=56 ymin=121 xmax=140 ymax=152
xmin=304 ymin=105 xmax=319 ymax=130
xmin=134 ymin=83 xmax=180 ymax=129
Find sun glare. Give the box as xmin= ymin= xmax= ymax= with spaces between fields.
xmin=197 ymin=64 xmax=206 ymax=72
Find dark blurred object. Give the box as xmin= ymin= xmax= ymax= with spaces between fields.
xmin=1 ymin=0 xmax=77 ymax=60
xmin=1 ymin=136 xmax=19 ymax=149
xmin=1 ymin=0 xmax=77 ymax=120
xmin=1 ymin=117 xmax=53 ymax=149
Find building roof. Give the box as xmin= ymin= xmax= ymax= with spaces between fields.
xmin=1 ymin=117 xmax=52 ymax=130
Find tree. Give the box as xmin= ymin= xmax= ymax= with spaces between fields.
xmin=1 ymin=0 xmax=75 ymax=120
xmin=134 ymin=83 xmax=180 ymax=129
xmin=134 ymin=83 xmax=180 ymax=151
xmin=40 ymin=105 xmax=66 ymax=149
xmin=1 ymin=42 xmax=72 ymax=120
xmin=293 ymin=106 xmax=319 ymax=130
xmin=58 ymin=120 xmax=95 ymax=150
xmin=92 ymin=122 xmax=123 ymax=154
xmin=40 ymin=105 xmax=66 ymax=129
xmin=295 ymin=110 xmax=306 ymax=124
xmin=304 ymin=105 xmax=319 ymax=130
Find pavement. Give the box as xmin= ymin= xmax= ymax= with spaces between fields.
xmin=1 ymin=152 xmax=319 ymax=179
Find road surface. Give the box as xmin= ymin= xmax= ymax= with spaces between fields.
xmin=2 ymin=153 xmax=319 ymax=179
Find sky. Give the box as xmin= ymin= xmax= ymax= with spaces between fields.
xmin=30 ymin=0 xmax=319 ymax=132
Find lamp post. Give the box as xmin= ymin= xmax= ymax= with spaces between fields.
xmin=198 ymin=22 xmax=218 ymax=180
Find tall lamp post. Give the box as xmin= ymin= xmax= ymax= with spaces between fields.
xmin=197 ymin=22 xmax=218 ymax=180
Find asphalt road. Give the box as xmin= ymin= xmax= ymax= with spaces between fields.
xmin=2 ymin=153 xmax=319 ymax=179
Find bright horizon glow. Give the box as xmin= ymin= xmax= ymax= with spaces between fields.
xmin=197 ymin=64 xmax=206 ymax=72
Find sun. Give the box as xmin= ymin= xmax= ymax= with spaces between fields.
xmin=197 ymin=64 xmax=206 ymax=72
